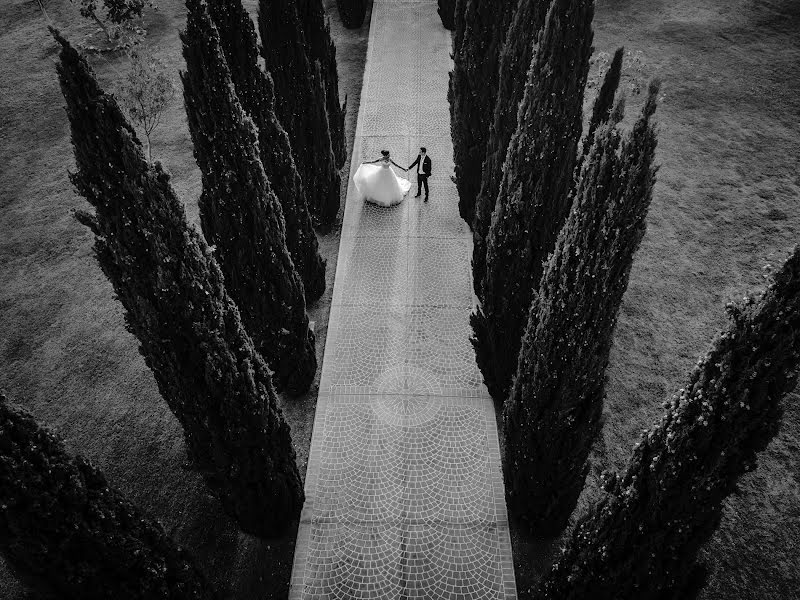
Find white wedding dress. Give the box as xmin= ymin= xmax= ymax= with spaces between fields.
xmin=353 ymin=159 xmax=412 ymax=207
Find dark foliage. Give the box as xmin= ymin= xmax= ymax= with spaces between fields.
xmin=537 ymin=242 xmax=800 ymax=599
xmin=452 ymin=0 xmax=468 ymax=55
xmin=75 ymin=0 xmax=152 ymax=25
xmin=505 ymin=83 xmax=659 ymax=537
xmin=438 ymin=0 xmax=456 ymax=30
xmin=449 ymin=0 xmax=517 ymax=226
xmin=583 ymin=46 xmax=623 ymax=160
xmin=0 ymin=395 xmax=215 ymax=600
xmin=298 ymin=0 xmax=347 ymax=168
xmin=54 ymin=29 xmax=303 ymax=536
xmin=335 ymin=0 xmax=367 ymax=29
xmin=182 ymin=0 xmax=317 ymax=396
xmin=206 ymin=0 xmax=325 ymax=302
xmin=258 ymin=0 xmax=340 ymax=229
xmin=471 ymin=0 xmax=549 ymax=300
xmin=472 ymin=0 xmax=595 ymax=402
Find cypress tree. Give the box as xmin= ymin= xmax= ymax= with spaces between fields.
xmin=452 ymin=0 xmax=468 ymax=56
xmin=0 ymin=395 xmax=215 ymax=600
xmin=206 ymin=0 xmax=325 ymax=303
xmin=54 ymin=29 xmax=304 ymax=536
xmin=182 ymin=0 xmax=317 ymax=396
xmin=582 ymin=46 xmax=623 ymax=160
xmin=471 ymin=0 xmax=595 ymax=402
xmin=297 ymin=0 xmax=347 ymax=168
xmin=438 ymin=0 xmax=456 ymax=30
xmin=536 ymin=243 xmax=800 ymax=600
xmin=504 ymin=83 xmax=659 ymax=537
xmin=450 ymin=0 xmax=517 ymax=226
xmin=335 ymin=0 xmax=367 ymax=29
xmin=259 ymin=0 xmax=341 ymax=229
xmin=471 ymin=0 xmax=550 ymax=300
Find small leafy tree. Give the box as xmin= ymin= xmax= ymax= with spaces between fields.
xmin=71 ymin=0 xmax=154 ymax=41
xmin=119 ymin=46 xmax=175 ymax=162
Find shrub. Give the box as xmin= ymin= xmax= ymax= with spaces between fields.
xmin=71 ymin=0 xmax=154 ymax=41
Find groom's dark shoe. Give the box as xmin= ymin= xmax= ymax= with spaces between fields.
xmin=424 ymin=196 xmax=429 ymax=202
xmin=414 ymin=193 xmax=421 ymax=198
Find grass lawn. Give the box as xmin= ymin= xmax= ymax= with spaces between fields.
xmin=1 ymin=0 xmax=799 ymax=599
xmin=0 ymin=0 xmax=371 ymax=597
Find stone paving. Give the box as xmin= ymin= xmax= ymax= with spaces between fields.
xmin=289 ymin=1 xmax=517 ymax=597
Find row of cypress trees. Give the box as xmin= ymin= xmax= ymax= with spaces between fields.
xmin=182 ymin=0 xmax=317 ymax=396
xmin=449 ymin=0 xmax=516 ymax=226
xmin=0 ymin=0 xmax=353 ymax=589
xmin=452 ymin=0 xmax=800 ymax=596
xmin=259 ymin=0 xmax=342 ymax=229
xmin=471 ymin=0 xmax=553 ymax=298
xmin=54 ymin=23 xmax=304 ymax=538
xmin=471 ymin=0 xmax=595 ymax=401
xmin=205 ymin=0 xmax=326 ymax=303
xmin=505 ymin=81 xmax=658 ymax=536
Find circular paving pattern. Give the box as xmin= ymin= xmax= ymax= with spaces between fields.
xmin=371 ymin=365 xmax=442 ymax=426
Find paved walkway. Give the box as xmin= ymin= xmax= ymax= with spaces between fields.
xmin=289 ymin=2 xmax=516 ymax=597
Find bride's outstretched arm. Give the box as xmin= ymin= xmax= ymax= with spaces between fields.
xmin=389 ymin=159 xmax=406 ymax=171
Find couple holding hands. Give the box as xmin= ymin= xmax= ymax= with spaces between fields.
xmin=353 ymin=147 xmax=432 ymax=207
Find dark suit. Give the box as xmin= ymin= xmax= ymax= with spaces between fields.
xmin=408 ymin=154 xmax=432 ymax=198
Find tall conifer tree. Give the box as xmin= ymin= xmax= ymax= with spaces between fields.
xmin=298 ymin=0 xmax=348 ymax=169
xmin=182 ymin=0 xmax=317 ymax=396
xmin=452 ymin=0 xmax=468 ymax=56
xmin=55 ymin=29 xmax=303 ymax=536
xmin=206 ymin=0 xmax=325 ymax=302
xmin=472 ymin=0 xmax=595 ymax=402
xmin=537 ymin=243 xmax=800 ymax=600
xmin=583 ymin=46 xmax=623 ymax=160
xmin=0 ymin=395 xmax=215 ymax=600
xmin=438 ymin=0 xmax=456 ymax=29
xmin=258 ymin=0 xmax=340 ymax=229
xmin=449 ymin=0 xmax=517 ymax=226
xmin=471 ymin=0 xmax=549 ymax=299
xmin=505 ymin=84 xmax=659 ymax=536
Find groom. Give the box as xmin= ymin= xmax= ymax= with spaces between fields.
xmin=408 ymin=147 xmax=432 ymax=201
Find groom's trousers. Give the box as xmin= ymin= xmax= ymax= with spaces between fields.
xmin=417 ymin=174 xmax=429 ymax=198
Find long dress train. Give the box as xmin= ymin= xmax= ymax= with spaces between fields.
xmin=353 ymin=160 xmax=412 ymax=207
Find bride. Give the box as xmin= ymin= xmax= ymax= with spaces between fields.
xmin=353 ymin=150 xmax=412 ymax=207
